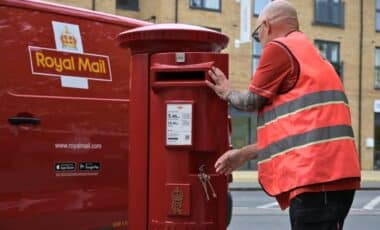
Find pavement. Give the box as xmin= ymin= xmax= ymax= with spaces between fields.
xmin=229 ymin=170 xmax=380 ymax=191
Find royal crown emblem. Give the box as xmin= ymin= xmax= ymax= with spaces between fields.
xmin=60 ymin=26 xmax=77 ymax=49
xmin=170 ymin=187 xmax=184 ymax=215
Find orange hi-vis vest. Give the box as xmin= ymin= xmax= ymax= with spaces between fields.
xmin=256 ymin=31 xmax=361 ymax=197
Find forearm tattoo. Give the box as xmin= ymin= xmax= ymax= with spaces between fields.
xmin=226 ymin=90 xmax=267 ymax=111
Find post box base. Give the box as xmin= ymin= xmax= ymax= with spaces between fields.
xmin=151 ymin=220 xmax=214 ymax=230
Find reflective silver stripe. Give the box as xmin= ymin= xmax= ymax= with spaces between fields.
xmin=257 ymin=90 xmax=348 ymax=128
xmin=257 ymin=125 xmax=354 ymax=163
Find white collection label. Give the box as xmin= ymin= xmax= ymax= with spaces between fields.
xmin=166 ymin=104 xmax=192 ymax=145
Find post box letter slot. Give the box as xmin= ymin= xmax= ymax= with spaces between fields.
xmin=152 ymin=71 xmax=208 ymax=88
xmin=156 ymin=71 xmax=204 ymax=82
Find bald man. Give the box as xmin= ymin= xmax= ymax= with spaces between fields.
xmin=206 ymin=0 xmax=361 ymax=229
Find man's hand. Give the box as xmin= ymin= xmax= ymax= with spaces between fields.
xmin=215 ymin=144 xmax=258 ymax=175
xmin=206 ymin=66 xmax=231 ymax=100
xmin=214 ymin=149 xmax=246 ymax=175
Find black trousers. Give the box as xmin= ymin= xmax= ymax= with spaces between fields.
xmin=289 ymin=190 xmax=356 ymax=230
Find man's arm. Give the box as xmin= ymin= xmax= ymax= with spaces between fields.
xmin=226 ymin=90 xmax=267 ymax=112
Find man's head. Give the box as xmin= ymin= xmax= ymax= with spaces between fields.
xmin=253 ymin=0 xmax=299 ymax=46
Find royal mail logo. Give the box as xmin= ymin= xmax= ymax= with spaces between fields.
xmin=29 ymin=46 xmax=111 ymax=81
xmin=28 ymin=21 xmax=112 ymax=89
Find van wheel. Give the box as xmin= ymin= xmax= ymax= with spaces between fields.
xmin=227 ymin=191 xmax=233 ymax=227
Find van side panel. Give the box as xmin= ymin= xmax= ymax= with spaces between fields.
xmin=0 ymin=1 xmax=143 ymax=229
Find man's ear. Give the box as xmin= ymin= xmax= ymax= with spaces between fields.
xmin=264 ymin=20 xmax=271 ymax=34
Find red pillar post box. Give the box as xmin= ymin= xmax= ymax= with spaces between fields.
xmin=118 ymin=24 xmax=230 ymax=230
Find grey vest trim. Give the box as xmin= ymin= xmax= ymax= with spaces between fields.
xmin=257 ymin=125 xmax=354 ymax=162
xmin=257 ymin=90 xmax=348 ymax=128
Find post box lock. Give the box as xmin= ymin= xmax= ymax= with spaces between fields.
xmin=175 ymin=52 xmax=186 ymax=63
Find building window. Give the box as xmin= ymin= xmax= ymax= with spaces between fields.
xmin=116 ymin=0 xmax=139 ymax=11
xmin=315 ymin=40 xmax=343 ymax=79
xmin=375 ymin=112 xmax=380 ymax=169
xmin=229 ymin=107 xmax=257 ymax=170
xmin=375 ymin=48 xmax=380 ymax=89
xmin=254 ymin=0 xmax=271 ymax=16
xmin=190 ymin=0 xmax=221 ymax=11
xmin=377 ymin=0 xmax=380 ymax=31
xmin=314 ymin=0 xmax=344 ymax=27
xmin=252 ymin=40 xmax=263 ymax=76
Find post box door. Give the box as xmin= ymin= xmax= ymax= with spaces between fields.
xmin=148 ymin=52 xmax=229 ymax=229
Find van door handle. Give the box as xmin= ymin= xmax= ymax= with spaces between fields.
xmin=8 ymin=116 xmax=41 ymax=125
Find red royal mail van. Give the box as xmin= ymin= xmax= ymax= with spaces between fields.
xmin=0 ymin=0 xmax=149 ymax=229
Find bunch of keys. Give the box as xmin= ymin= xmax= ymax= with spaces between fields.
xmin=198 ymin=164 xmax=217 ymax=201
